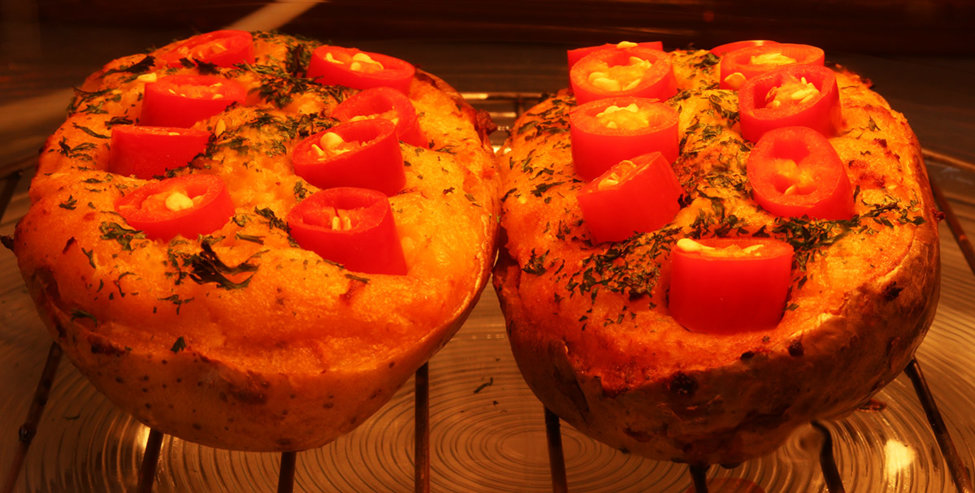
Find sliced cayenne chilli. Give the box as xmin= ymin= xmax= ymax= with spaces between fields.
xmin=567 ymin=40 xmax=664 ymax=68
xmin=332 ymin=87 xmax=427 ymax=147
xmin=109 ymin=125 xmax=210 ymax=179
xmin=286 ymin=187 xmax=407 ymax=275
xmin=569 ymin=45 xmax=676 ymax=104
xmin=154 ymin=29 xmax=255 ymax=68
xmin=141 ymin=74 xmax=246 ymax=128
xmin=718 ymin=43 xmax=824 ymax=90
xmin=290 ymin=118 xmax=405 ymax=196
xmin=709 ymin=39 xmax=779 ymax=57
xmin=115 ymin=174 xmax=235 ymax=241
xmin=669 ymin=237 xmax=795 ymax=334
xmin=738 ymin=64 xmax=841 ymax=143
xmin=307 ymin=45 xmax=415 ymax=94
xmin=570 ymin=96 xmax=679 ymax=181
xmin=578 ymin=152 xmax=684 ymax=244
xmin=746 ymin=126 xmax=854 ymax=220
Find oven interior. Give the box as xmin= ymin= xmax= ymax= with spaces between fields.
xmin=1 ymin=3 xmax=974 ymax=491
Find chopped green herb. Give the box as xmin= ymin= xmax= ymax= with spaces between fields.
xmin=99 ymin=221 xmax=145 ymax=251
xmin=159 ymin=294 xmax=194 ymax=315
xmin=102 ymin=55 xmax=155 ymax=76
xmin=344 ymin=273 xmax=370 ymax=284
xmin=523 ymin=249 xmax=549 ymax=275
xmin=170 ymin=336 xmax=187 ymax=353
xmin=70 ymin=309 xmax=98 ymax=326
xmin=59 ymin=195 xmax=78 ymax=210
xmin=254 ymin=207 xmax=290 ymax=233
xmin=178 ymin=242 xmax=261 ymax=289
xmin=293 ymin=181 xmax=310 ymax=200
xmin=81 ymin=247 xmax=96 ymax=268
xmin=56 ymin=138 xmax=97 ymax=161
xmin=235 ymin=233 xmax=265 ymax=244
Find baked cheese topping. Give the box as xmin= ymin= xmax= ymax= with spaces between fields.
xmin=595 ymin=103 xmax=650 ymax=130
xmin=324 ymin=51 xmax=385 ymax=73
xmin=595 ymin=159 xmax=637 ymax=190
xmin=675 ymin=238 xmax=765 ymax=257
xmin=723 ymin=72 xmax=747 ymax=89
xmin=750 ymin=52 xmax=797 ymax=66
xmin=311 ymin=132 xmax=353 ymax=159
xmin=586 ymin=57 xmax=653 ymax=92
xmin=766 ymin=75 xmax=820 ymax=108
xmin=164 ymin=191 xmax=196 ymax=212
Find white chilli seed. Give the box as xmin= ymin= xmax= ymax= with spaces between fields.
xmin=723 ymin=72 xmax=747 ymax=90
xmin=676 ymin=238 xmax=713 ymax=253
xmin=750 ymin=52 xmax=797 ymax=65
xmin=622 ymin=78 xmax=643 ymax=91
xmin=164 ymin=191 xmax=195 ymax=212
xmin=320 ymin=132 xmax=346 ymax=149
xmin=592 ymin=77 xmax=621 ymax=91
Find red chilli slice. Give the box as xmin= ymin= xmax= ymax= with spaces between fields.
xmin=109 ymin=125 xmax=210 ymax=179
xmin=307 ymin=45 xmax=415 ymax=94
xmin=154 ymin=29 xmax=255 ymax=68
xmin=569 ymin=45 xmax=676 ymax=104
xmin=718 ymin=43 xmax=824 ymax=90
xmin=115 ymin=174 xmax=235 ymax=241
xmin=140 ymin=74 xmax=246 ymax=128
xmin=746 ymin=126 xmax=854 ymax=221
xmin=669 ymin=237 xmax=795 ymax=334
xmin=332 ymin=86 xmax=427 ymax=147
xmin=578 ymin=152 xmax=684 ymax=244
xmin=290 ymin=118 xmax=405 ymax=196
xmin=738 ymin=64 xmax=841 ymax=143
xmin=709 ymin=39 xmax=779 ymax=57
xmin=570 ymin=96 xmax=679 ymax=181
xmin=567 ymin=41 xmax=664 ymax=68
xmin=286 ymin=187 xmax=407 ymax=275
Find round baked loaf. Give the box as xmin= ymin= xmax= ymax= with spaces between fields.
xmin=493 ymin=46 xmax=939 ymax=464
xmin=14 ymin=31 xmax=499 ymax=451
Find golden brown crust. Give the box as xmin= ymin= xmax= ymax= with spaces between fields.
xmin=493 ymin=50 xmax=939 ymax=464
xmin=14 ymin=32 xmax=499 ymax=451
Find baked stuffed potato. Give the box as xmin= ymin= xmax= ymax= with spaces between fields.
xmin=493 ymin=43 xmax=939 ymax=464
xmin=14 ymin=31 xmax=499 ymax=451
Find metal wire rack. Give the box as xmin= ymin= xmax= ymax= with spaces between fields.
xmin=1 ymin=92 xmax=973 ymax=493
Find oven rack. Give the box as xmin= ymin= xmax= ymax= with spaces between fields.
xmin=0 ymin=91 xmax=973 ymax=493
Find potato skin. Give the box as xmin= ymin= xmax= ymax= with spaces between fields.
xmin=14 ymin=32 xmax=499 ymax=451
xmin=493 ymin=51 xmax=939 ymax=464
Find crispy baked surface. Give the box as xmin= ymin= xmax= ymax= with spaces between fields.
xmin=493 ymin=50 xmax=939 ymax=463
xmin=14 ymin=32 xmax=499 ymax=451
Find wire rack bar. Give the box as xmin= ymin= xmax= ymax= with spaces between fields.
xmin=138 ymin=429 xmax=164 ymax=493
xmin=811 ymin=421 xmax=845 ymax=493
xmin=415 ymin=362 xmax=431 ymax=493
xmin=543 ymin=407 xmax=568 ymax=493
xmin=906 ymin=359 xmax=975 ymax=493
xmin=277 ymin=451 xmax=297 ymax=493
xmin=0 ymin=343 xmax=61 ymax=493
xmin=929 ymin=177 xmax=975 ymax=277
